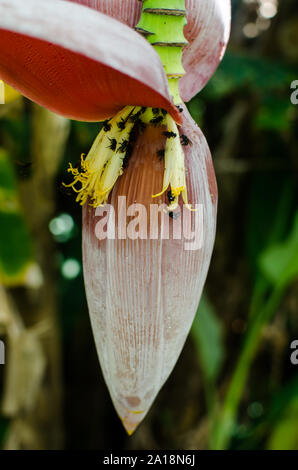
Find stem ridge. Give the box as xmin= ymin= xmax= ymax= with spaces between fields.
xmin=136 ymin=0 xmax=187 ymax=104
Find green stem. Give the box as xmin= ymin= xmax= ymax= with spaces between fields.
xmin=210 ymin=284 xmax=286 ymax=450
xmin=136 ymin=0 xmax=187 ymax=104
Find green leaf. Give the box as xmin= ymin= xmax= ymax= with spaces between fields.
xmin=255 ymin=95 xmax=294 ymax=132
xmin=259 ymin=211 xmax=298 ymax=287
xmin=203 ymin=53 xmax=298 ymax=100
xmin=246 ymin=176 xmax=296 ymax=286
xmin=191 ymin=295 xmax=224 ymax=384
xmin=246 ymin=176 xmax=294 ymax=271
xmin=0 ymin=149 xmax=34 ymax=285
xmin=267 ymin=398 xmax=298 ymax=450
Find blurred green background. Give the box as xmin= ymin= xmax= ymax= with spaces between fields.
xmin=0 ymin=0 xmax=298 ymax=450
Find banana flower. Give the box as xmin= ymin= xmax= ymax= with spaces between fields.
xmin=0 ymin=0 xmax=231 ymax=434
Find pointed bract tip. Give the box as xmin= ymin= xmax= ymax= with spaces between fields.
xmin=120 ymin=411 xmax=145 ymax=436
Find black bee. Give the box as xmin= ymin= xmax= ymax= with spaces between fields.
xmin=161 ymin=109 xmax=167 ymax=116
xmin=150 ymin=115 xmax=164 ymax=126
xmin=122 ymin=144 xmax=133 ymax=169
xmin=72 ymin=154 xmax=86 ymax=173
xmin=129 ymin=125 xmax=138 ymax=143
xmin=117 ymin=118 xmax=126 ymax=130
xmin=135 ymin=119 xmax=146 ymax=133
xmin=169 ymin=211 xmax=180 ymax=220
xmin=176 ymin=105 xmax=183 ymax=113
xmin=129 ymin=107 xmax=145 ymax=123
xmin=122 ymin=156 xmax=129 ymax=169
xmin=118 ymin=138 xmax=129 ymax=153
xmin=180 ymin=134 xmax=191 ymax=146
xmin=152 ymin=108 xmax=160 ymax=115
xmin=163 ymin=131 xmax=177 ymax=138
xmin=129 ymin=113 xmax=140 ymax=123
xmin=167 ymin=190 xmax=175 ymax=203
xmin=107 ymin=138 xmax=117 ymax=151
xmin=157 ymin=149 xmax=165 ymax=161
xmin=103 ymin=120 xmax=111 ymax=132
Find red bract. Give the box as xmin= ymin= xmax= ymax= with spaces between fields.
xmin=83 ymin=105 xmax=217 ymax=433
xmin=0 ymin=0 xmax=179 ymax=121
xmin=68 ymin=0 xmax=231 ymax=101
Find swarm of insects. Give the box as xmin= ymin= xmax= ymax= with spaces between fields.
xmin=65 ymin=106 xmax=189 ymax=210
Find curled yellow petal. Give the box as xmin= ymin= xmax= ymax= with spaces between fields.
xmin=63 ymin=106 xmax=140 ymax=207
xmin=152 ymin=113 xmax=187 ymax=210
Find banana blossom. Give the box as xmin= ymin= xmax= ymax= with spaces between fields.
xmin=0 ymin=0 xmax=231 ymax=434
